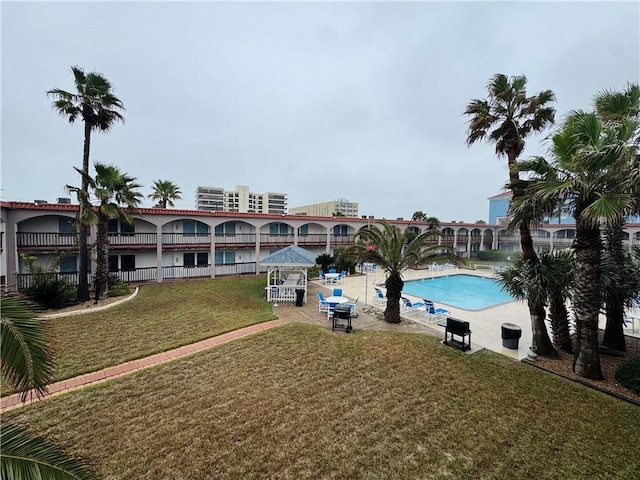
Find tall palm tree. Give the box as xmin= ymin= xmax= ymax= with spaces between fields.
xmin=47 ymin=66 xmax=125 ymax=302
xmin=594 ymin=84 xmax=640 ymax=351
xmin=345 ymin=221 xmax=457 ymax=324
xmin=513 ymin=110 xmax=638 ymax=379
xmin=425 ymin=217 xmax=441 ymax=231
xmin=68 ymin=163 xmax=143 ymax=303
xmin=149 ymin=179 xmax=182 ymax=208
xmin=411 ymin=211 xmax=427 ymax=222
xmin=465 ymin=73 xmax=557 ymax=356
xmin=1 ymin=295 xmax=93 ymax=479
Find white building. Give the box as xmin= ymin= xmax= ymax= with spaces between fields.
xmin=289 ymin=199 xmax=359 ymax=217
xmin=195 ymin=185 xmax=287 ymax=215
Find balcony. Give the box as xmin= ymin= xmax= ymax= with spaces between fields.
xmin=260 ymin=234 xmax=295 ymax=247
xmin=17 ymin=232 xmax=85 ymax=251
xmin=297 ymin=234 xmax=328 ymax=246
xmin=161 ymin=233 xmax=211 ymax=248
xmin=108 ymin=233 xmax=158 ymax=248
xmin=214 ymin=233 xmax=257 ymax=247
xmin=329 ymin=234 xmax=356 ymax=246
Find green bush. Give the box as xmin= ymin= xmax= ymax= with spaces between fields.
xmin=614 ymin=357 xmax=640 ymax=395
xmin=20 ymin=253 xmax=77 ymax=309
xmin=477 ymin=250 xmax=513 ymax=261
xmin=307 ymin=265 xmax=320 ymax=279
xmin=26 ymin=277 xmax=77 ymax=309
xmin=108 ymin=274 xmax=132 ymax=297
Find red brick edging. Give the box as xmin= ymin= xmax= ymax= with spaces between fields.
xmin=1 ymin=319 xmax=288 ymax=412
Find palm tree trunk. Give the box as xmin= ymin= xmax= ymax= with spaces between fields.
xmin=94 ymin=218 xmax=110 ymax=303
xmin=509 ymin=151 xmax=557 ymax=357
xmin=602 ymin=223 xmax=627 ymax=351
xmin=384 ymin=273 xmax=403 ymax=324
xmin=572 ymin=217 xmax=603 ymax=380
xmin=549 ymin=295 xmax=572 ymax=353
xmin=76 ymin=118 xmax=92 ymax=302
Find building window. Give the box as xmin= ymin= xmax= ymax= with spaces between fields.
xmin=121 ymin=255 xmax=135 ymax=271
xmin=109 ymin=255 xmax=119 ymax=272
xmin=197 ymin=252 xmax=208 ymax=266
xmin=299 ymin=225 xmax=308 ymax=236
xmin=215 ymin=251 xmax=236 ymax=265
xmin=184 ymin=253 xmax=195 ymax=267
xmin=59 ymin=217 xmax=74 ymax=234
xmin=121 ymin=222 xmax=135 ymax=234
xmin=59 ymin=255 xmax=77 ymax=273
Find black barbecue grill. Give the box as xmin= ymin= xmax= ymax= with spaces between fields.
xmin=332 ymin=303 xmax=353 ymax=333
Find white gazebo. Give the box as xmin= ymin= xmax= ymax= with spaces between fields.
xmin=260 ymin=245 xmax=317 ymax=303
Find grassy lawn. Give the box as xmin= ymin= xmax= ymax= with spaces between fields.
xmin=44 ymin=276 xmax=275 ymax=382
xmin=5 ymin=323 xmax=639 ymax=479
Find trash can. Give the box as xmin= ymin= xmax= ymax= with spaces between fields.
xmin=295 ymin=288 xmax=305 ymax=307
xmin=501 ymin=323 xmax=522 ymax=349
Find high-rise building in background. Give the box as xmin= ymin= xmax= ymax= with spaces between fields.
xmin=196 ymin=185 xmax=287 ymax=214
xmin=289 ymin=199 xmax=359 ymax=217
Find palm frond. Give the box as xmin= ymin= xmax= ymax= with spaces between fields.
xmin=0 ymin=422 xmax=93 ymax=480
xmin=0 ymin=295 xmax=53 ymax=399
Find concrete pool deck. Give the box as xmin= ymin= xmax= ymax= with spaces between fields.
xmin=318 ymin=267 xmax=639 ymax=361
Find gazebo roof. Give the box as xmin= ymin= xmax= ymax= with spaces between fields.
xmin=259 ymin=245 xmax=316 ymax=267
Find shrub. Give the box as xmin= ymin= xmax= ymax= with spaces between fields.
xmin=307 ymin=265 xmax=320 ymax=279
xmin=477 ymin=250 xmax=513 ymax=261
xmin=20 ymin=253 xmax=77 ymax=309
xmin=108 ymin=274 xmax=131 ymax=297
xmin=615 ymin=357 xmax=640 ymax=395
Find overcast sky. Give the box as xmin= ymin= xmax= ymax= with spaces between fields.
xmin=2 ymin=1 xmax=638 ymax=222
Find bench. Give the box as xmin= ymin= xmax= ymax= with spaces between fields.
xmin=444 ymin=317 xmax=471 ymax=351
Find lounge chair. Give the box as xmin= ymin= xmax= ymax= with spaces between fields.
xmin=401 ymin=297 xmax=426 ymax=314
xmin=421 ymin=299 xmax=450 ymax=323
xmin=373 ymin=288 xmax=387 ymax=304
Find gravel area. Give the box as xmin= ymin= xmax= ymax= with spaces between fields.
xmin=531 ymin=332 xmax=640 ymax=404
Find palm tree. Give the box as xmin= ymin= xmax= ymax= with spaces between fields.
xmin=594 ymin=84 xmax=640 ymax=351
xmin=425 ymin=217 xmax=441 ymax=231
xmin=514 ymin=109 xmax=638 ymax=379
xmin=1 ymin=295 xmax=93 ymax=479
xmin=411 ymin=211 xmax=427 ymax=222
xmin=68 ymin=163 xmax=143 ymax=303
xmin=465 ymin=73 xmax=557 ymax=356
xmin=149 ymin=179 xmax=182 ymax=208
xmin=345 ymin=221 xmax=457 ymax=324
xmin=47 ymin=66 xmax=125 ymax=302
xmin=497 ymin=251 xmax=574 ymax=353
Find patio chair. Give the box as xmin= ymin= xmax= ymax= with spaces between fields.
xmin=421 ymin=299 xmax=450 ymax=323
xmin=373 ymin=288 xmax=387 ymax=304
xmin=332 ymin=288 xmax=343 ymax=297
xmin=337 ymin=271 xmax=347 ymax=284
xmin=318 ymin=292 xmax=330 ymax=312
xmin=348 ymin=297 xmax=359 ymax=317
xmin=329 ymin=268 xmax=337 ymax=274
xmin=319 ymin=271 xmax=327 ymax=285
xmin=401 ymin=297 xmax=426 ymax=314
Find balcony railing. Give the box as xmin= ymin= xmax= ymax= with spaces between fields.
xmin=17 ymin=232 xmax=83 ymax=248
xmin=260 ymin=234 xmax=295 ymax=245
xmin=214 ymin=233 xmax=257 ymax=246
xmin=296 ymin=234 xmax=328 ymax=245
xmin=162 ymin=265 xmax=211 ymax=279
xmin=329 ymin=234 xmax=355 ymax=245
xmin=15 ymin=272 xmax=92 ymax=291
xmin=108 ymin=233 xmax=157 ymax=246
xmin=162 ymin=233 xmax=211 ymax=245
xmin=214 ymin=262 xmax=257 ymax=276
xmin=112 ymin=267 xmax=158 ymax=283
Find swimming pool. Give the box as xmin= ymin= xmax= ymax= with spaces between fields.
xmin=402 ymin=274 xmax=514 ymax=310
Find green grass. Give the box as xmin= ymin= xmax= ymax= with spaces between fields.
xmin=45 ymin=276 xmax=275 ymax=382
xmin=5 ymin=323 xmax=639 ymax=479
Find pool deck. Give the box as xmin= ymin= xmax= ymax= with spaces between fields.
xmin=320 ymin=267 xmax=639 ymax=361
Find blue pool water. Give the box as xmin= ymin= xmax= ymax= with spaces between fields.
xmin=402 ymin=274 xmax=514 ymax=310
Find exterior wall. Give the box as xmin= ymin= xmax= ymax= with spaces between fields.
xmin=3 ymin=200 xmax=639 ymax=291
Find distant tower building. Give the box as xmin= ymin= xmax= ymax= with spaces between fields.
xmin=289 ymin=199 xmax=359 ymax=217
xmin=195 ymin=185 xmax=287 ymax=214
